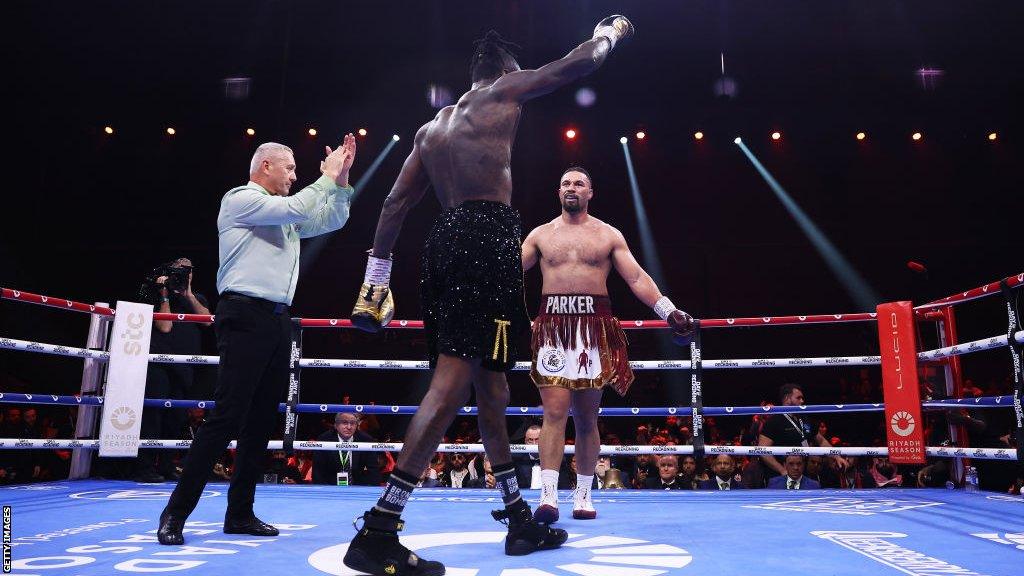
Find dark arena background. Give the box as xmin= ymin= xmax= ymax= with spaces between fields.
xmin=2 ymin=2 xmax=1023 ymax=575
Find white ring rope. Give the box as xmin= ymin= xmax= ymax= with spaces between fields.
xmin=3 ymin=330 xmax=1023 ymax=369
xmin=0 ymin=438 xmax=1015 ymax=460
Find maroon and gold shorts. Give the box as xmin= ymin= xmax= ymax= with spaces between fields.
xmin=530 ymin=294 xmax=634 ymax=396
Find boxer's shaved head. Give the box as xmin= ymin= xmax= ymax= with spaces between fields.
xmin=471 ymin=30 xmax=521 ymax=83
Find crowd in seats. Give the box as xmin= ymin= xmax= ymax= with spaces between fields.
xmin=1 ymin=370 xmax=1021 ymax=493
xmin=0 ymin=406 xmax=75 ymax=484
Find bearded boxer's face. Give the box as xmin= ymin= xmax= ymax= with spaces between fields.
xmin=262 ymin=152 xmax=298 ymax=196
xmin=559 ymin=171 xmax=592 ymax=214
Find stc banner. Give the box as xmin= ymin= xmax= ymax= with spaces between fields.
xmin=98 ymin=301 xmax=154 ymax=457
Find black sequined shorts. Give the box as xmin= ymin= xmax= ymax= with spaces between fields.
xmin=421 ymin=200 xmax=529 ymax=372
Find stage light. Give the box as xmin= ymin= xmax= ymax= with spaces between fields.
xmin=565 ymin=129 xmax=577 ymax=140
xmin=575 ymin=87 xmax=596 ymax=108
xmin=694 ymin=131 xmax=704 ymax=140
xmin=245 ymin=128 xmax=255 ymax=136
xmin=636 ymin=131 xmax=646 ymax=140
xmin=771 ymin=131 xmax=781 ymax=141
xmin=912 ymin=132 xmax=922 ymax=141
xmin=856 ymin=132 xmax=866 ymax=141
xmin=988 ymin=132 xmax=997 ymax=141
xmin=166 ymin=127 xmax=176 ymax=136
xmin=103 ymin=126 xmax=114 ymax=135
xmin=733 ymin=137 xmax=742 ymax=144
xmin=308 ymin=128 xmax=317 ymax=137
xmin=358 ymin=128 xmax=368 ymax=137
xmin=619 ymin=136 xmax=628 ymax=144
xmin=392 ymin=134 xmax=400 ymax=141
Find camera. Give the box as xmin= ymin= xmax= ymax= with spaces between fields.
xmin=138 ymin=260 xmax=193 ymax=304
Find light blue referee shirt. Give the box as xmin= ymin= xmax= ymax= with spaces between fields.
xmin=216 ymin=174 xmax=353 ymax=305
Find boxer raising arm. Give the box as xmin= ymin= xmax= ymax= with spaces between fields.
xmin=345 ymin=16 xmax=635 ymax=576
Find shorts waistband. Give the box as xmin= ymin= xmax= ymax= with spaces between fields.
xmin=539 ymin=294 xmax=612 ymax=316
xmin=221 ymin=291 xmax=289 ymax=315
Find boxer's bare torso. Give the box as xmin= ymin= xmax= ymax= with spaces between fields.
xmin=523 ymin=214 xmax=625 ymax=296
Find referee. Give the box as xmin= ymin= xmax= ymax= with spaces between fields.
xmin=158 ymin=136 xmax=358 ymax=545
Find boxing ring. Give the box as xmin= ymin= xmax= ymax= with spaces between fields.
xmin=2 ymin=272 xmax=1023 ymax=575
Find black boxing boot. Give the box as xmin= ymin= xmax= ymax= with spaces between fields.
xmin=491 ymin=499 xmax=569 ymax=556
xmin=343 ymin=510 xmax=445 ymax=576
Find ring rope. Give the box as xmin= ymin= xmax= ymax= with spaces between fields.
xmin=6 ymin=273 xmax=1021 ymax=327
xmin=915 ymin=271 xmax=1024 ymax=311
xmin=0 ymin=287 xmax=884 ymax=329
xmin=0 ymin=392 xmax=1013 ymax=416
xmin=4 ymin=330 xmax=1023 ymax=369
xmin=0 ymin=438 xmax=1015 ymax=460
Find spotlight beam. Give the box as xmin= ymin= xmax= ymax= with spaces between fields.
xmin=620 ymin=139 xmax=687 ymax=403
xmin=352 ymin=136 xmax=401 ymax=200
xmin=300 ymin=136 xmax=402 ymax=277
xmin=620 ymin=140 xmax=666 ymax=287
xmin=734 ymin=139 xmax=880 ymax=311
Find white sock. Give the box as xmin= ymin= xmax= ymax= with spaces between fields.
xmin=540 ymin=469 xmax=559 ymax=505
xmin=574 ymin=475 xmax=595 ymax=512
xmin=575 ymin=475 xmax=594 ymax=503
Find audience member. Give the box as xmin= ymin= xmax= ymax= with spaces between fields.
xmin=767 ymin=455 xmax=820 ymax=489
xmin=513 ymin=424 xmax=543 ymax=489
xmin=312 ymin=413 xmax=382 ymax=486
xmin=643 ymin=455 xmax=690 ymax=490
xmin=758 ymin=383 xmax=847 ymax=485
xmin=698 ymin=455 xmax=742 ymax=490
xmin=438 ymin=452 xmax=485 ymax=488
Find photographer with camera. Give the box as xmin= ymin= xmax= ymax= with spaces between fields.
xmin=135 ymin=257 xmax=211 ymax=483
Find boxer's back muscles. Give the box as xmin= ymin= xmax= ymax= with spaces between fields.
xmin=371 ymin=37 xmax=613 ymax=255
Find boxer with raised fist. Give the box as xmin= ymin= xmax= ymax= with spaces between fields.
xmin=345 ymin=16 xmax=634 ymax=576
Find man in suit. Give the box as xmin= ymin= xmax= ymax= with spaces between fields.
xmin=697 ymin=455 xmax=743 ymax=490
xmin=513 ymin=425 xmax=543 ymax=489
xmin=313 ymin=413 xmax=382 ymax=486
xmin=767 ymin=455 xmax=821 ymax=490
xmin=643 ymin=455 xmax=691 ymax=490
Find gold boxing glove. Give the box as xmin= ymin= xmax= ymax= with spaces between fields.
xmin=593 ymin=15 xmax=634 ymax=51
xmin=351 ymin=283 xmax=394 ymax=332
xmin=352 ymin=252 xmax=395 ymax=332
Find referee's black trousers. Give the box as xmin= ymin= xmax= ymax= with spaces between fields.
xmin=163 ymin=296 xmax=291 ymax=520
